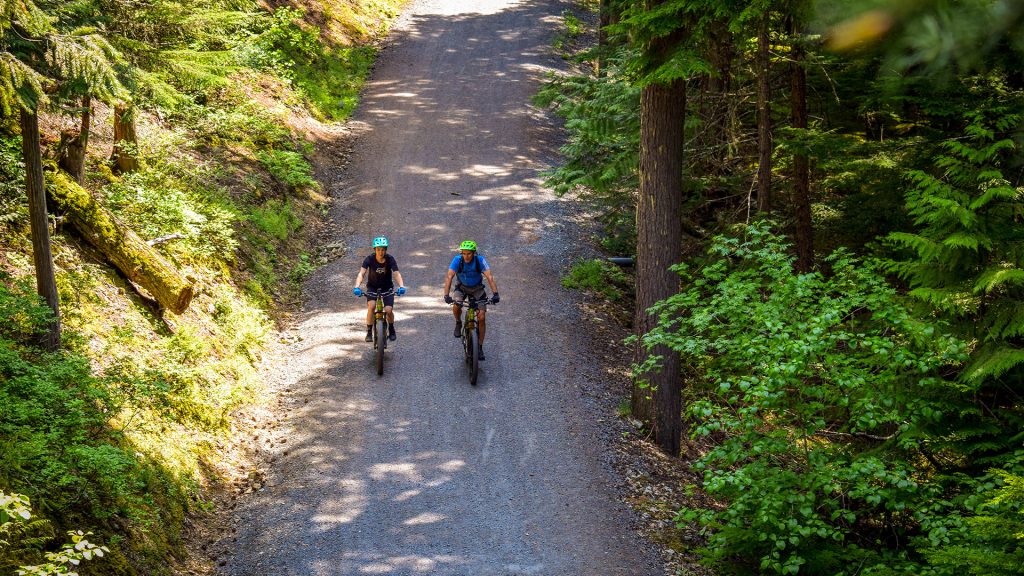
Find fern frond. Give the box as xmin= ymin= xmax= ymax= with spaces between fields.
xmin=981 ymin=300 xmax=1024 ymax=340
xmin=0 ymin=52 xmax=47 ymax=111
xmin=909 ymin=286 xmax=979 ymax=315
xmin=0 ymin=0 xmax=50 ymax=36
xmin=961 ymin=345 xmax=1024 ymax=385
xmin=974 ymin=267 xmax=1024 ymax=294
xmin=969 ymin=182 xmax=1018 ymax=210
xmin=47 ymin=32 xmax=126 ymax=100
xmin=943 ymin=231 xmax=990 ymax=251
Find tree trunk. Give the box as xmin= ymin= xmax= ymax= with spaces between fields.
xmin=790 ymin=17 xmax=814 ymax=272
xmin=21 ymin=108 xmax=61 ymax=351
xmin=634 ymin=77 xmax=685 ymax=457
xmin=58 ymin=96 xmax=91 ymax=184
xmin=48 ymin=170 xmax=194 ymax=314
xmin=756 ymin=15 xmax=773 ymax=213
xmin=598 ymin=0 xmax=611 ymax=77
xmin=111 ymin=103 xmax=139 ymax=173
xmin=701 ymin=18 xmax=734 ymax=171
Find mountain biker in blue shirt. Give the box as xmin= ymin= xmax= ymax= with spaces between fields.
xmin=442 ymin=240 xmax=499 ymax=360
xmin=353 ymin=236 xmax=407 ymax=342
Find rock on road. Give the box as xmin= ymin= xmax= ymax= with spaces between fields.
xmin=221 ymin=0 xmax=662 ymax=574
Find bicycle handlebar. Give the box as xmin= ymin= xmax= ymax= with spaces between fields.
xmin=445 ymin=296 xmax=498 ymax=307
xmin=360 ymin=289 xmax=395 ymax=298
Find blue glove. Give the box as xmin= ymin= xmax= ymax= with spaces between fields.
xmin=353 ymin=287 xmax=362 ymax=297
xmin=397 ymin=286 xmax=407 ymax=296
xmin=490 ymin=292 xmax=500 ymax=304
xmin=444 ymin=295 xmax=454 ymax=304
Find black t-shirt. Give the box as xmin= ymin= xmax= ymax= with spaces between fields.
xmin=362 ymin=254 xmax=399 ymax=289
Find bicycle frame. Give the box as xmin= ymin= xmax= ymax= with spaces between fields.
xmin=364 ymin=289 xmax=394 ymax=376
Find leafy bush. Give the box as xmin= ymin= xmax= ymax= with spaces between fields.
xmin=0 ymin=276 xmax=143 ymax=528
xmin=247 ymin=199 xmax=301 ymax=242
xmin=562 ymin=258 xmax=631 ymax=300
xmin=0 ymin=137 xmax=27 ymax=230
xmin=256 ymin=149 xmax=317 ymax=191
xmin=2 ymin=491 xmax=109 ymax=575
xmin=642 ymin=223 xmax=968 ymax=574
xmin=236 ymin=6 xmax=376 ymax=120
xmin=102 ymin=169 xmax=238 ymax=261
xmin=534 ymin=53 xmax=641 ymax=249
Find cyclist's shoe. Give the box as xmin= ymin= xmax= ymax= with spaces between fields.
xmin=478 ymin=346 xmax=485 ymax=361
xmin=388 ymin=323 xmax=397 ymax=341
xmin=454 ymin=321 xmax=462 ymax=338
xmin=365 ymin=326 xmax=373 ymax=342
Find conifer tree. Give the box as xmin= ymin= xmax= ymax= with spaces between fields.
xmin=888 ymin=101 xmax=1024 ymax=463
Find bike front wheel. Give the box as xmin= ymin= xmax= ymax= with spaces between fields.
xmin=468 ymin=329 xmax=479 ymax=386
xmin=375 ymin=318 xmax=386 ymax=376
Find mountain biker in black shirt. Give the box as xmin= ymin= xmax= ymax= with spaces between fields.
xmin=353 ymin=236 xmax=407 ymax=342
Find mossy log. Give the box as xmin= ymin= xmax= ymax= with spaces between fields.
xmin=47 ymin=170 xmax=194 ymax=314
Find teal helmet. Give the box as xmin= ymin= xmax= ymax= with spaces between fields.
xmin=373 ymin=236 xmax=389 ymax=248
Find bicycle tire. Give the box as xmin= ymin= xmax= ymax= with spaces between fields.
xmin=375 ymin=319 xmax=385 ymax=376
xmin=468 ymin=329 xmax=479 ymax=386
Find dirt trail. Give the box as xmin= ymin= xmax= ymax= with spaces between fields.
xmin=221 ymin=1 xmax=662 ymax=574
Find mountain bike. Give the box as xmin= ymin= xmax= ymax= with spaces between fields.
xmin=456 ymin=295 xmax=497 ymax=386
xmin=362 ymin=289 xmax=394 ymax=376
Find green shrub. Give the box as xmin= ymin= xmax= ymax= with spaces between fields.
xmin=256 ymin=149 xmax=317 ymax=191
xmin=102 ymin=169 xmax=239 ymax=261
xmin=562 ymin=259 xmax=630 ymax=300
xmin=0 ymin=278 xmax=144 ymax=525
xmin=288 ymin=252 xmax=315 ymax=285
xmin=643 ymin=223 xmax=968 ymax=574
xmin=247 ymin=199 xmax=301 ymax=241
xmin=0 ymin=137 xmax=27 ymax=230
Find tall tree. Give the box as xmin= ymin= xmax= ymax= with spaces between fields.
xmin=3 ymin=0 xmax=61 ymax=349
xmin=755 ymin=13 xmax=772 ymax=213
xmin=2 ymin=0 xmax=124 ymax=349
xmin=788 ymin=14 xmax=812 ymax=271
xmin=20 ymin=106 xmax=61 ymax=350
xmin=627 ymin=0 xmax=689 ymax=456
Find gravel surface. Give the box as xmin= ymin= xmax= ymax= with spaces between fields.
xmin=218 ymin=1 xmax=665 ymax=574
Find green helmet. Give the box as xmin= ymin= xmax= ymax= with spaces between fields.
xmin=373 ymin=236 xmax=389 ymax=248
xmin=458 ymin=240 xmax=477 ymax=251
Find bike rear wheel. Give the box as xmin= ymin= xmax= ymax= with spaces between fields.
xmin=375 ymin=318 xmax=386 ymax=376
xmin=468 ymin=329 xmax=479 ymax=386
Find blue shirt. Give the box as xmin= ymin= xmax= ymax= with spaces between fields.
xmin=449 ymin=254 xmax=489 ymax=287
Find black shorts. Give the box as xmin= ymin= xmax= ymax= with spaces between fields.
xmin=365 ymin=290 xmax=395 ymax=307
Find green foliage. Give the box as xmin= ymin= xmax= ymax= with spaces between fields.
xmin=925 ymin=469 xmax=1024 ymax=575
xmin=562 ymin=258 xmax=631 ymax=301
xmin=886 ymin=102 xmax=1024 ymax=461
xmin=2 ymin=491 xmax=109 ymax=576
xmin=645 ymin=223 xmax=967 ymax=574
xmin=236 ymin=6 xmax=376 ymax=120
xmin=101 ymin=168 xmax=239 ymax=261
xmin=535 ymin=52 xmax=641 ymax=246
xmin=288 ymin=252 xmax=314 ymax=285
xmin=247 ymin=199 xmax=301 ymax=242
xmin=256 ymin=148 xmax=317 ymax=191
xmin=0 ymin=276 xmax=143 ymax=529
xmin=0 ymin=136 xmax=26 ymax=228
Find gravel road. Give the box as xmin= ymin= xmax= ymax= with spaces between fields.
xmin=221 ymin=1 xmax=662 ymax=574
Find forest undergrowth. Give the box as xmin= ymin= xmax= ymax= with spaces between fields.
xmin=0 ymin=1 xmax=404 ymax=574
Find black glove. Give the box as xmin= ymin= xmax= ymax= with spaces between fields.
xmin=490 ymin=292 xmax=500 ymax=304
xmin=444 ymin=295 xmax=454 ymax=304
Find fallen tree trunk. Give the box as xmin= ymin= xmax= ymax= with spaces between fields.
xmin=47 ymin=170 xmax=194 ymax=314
